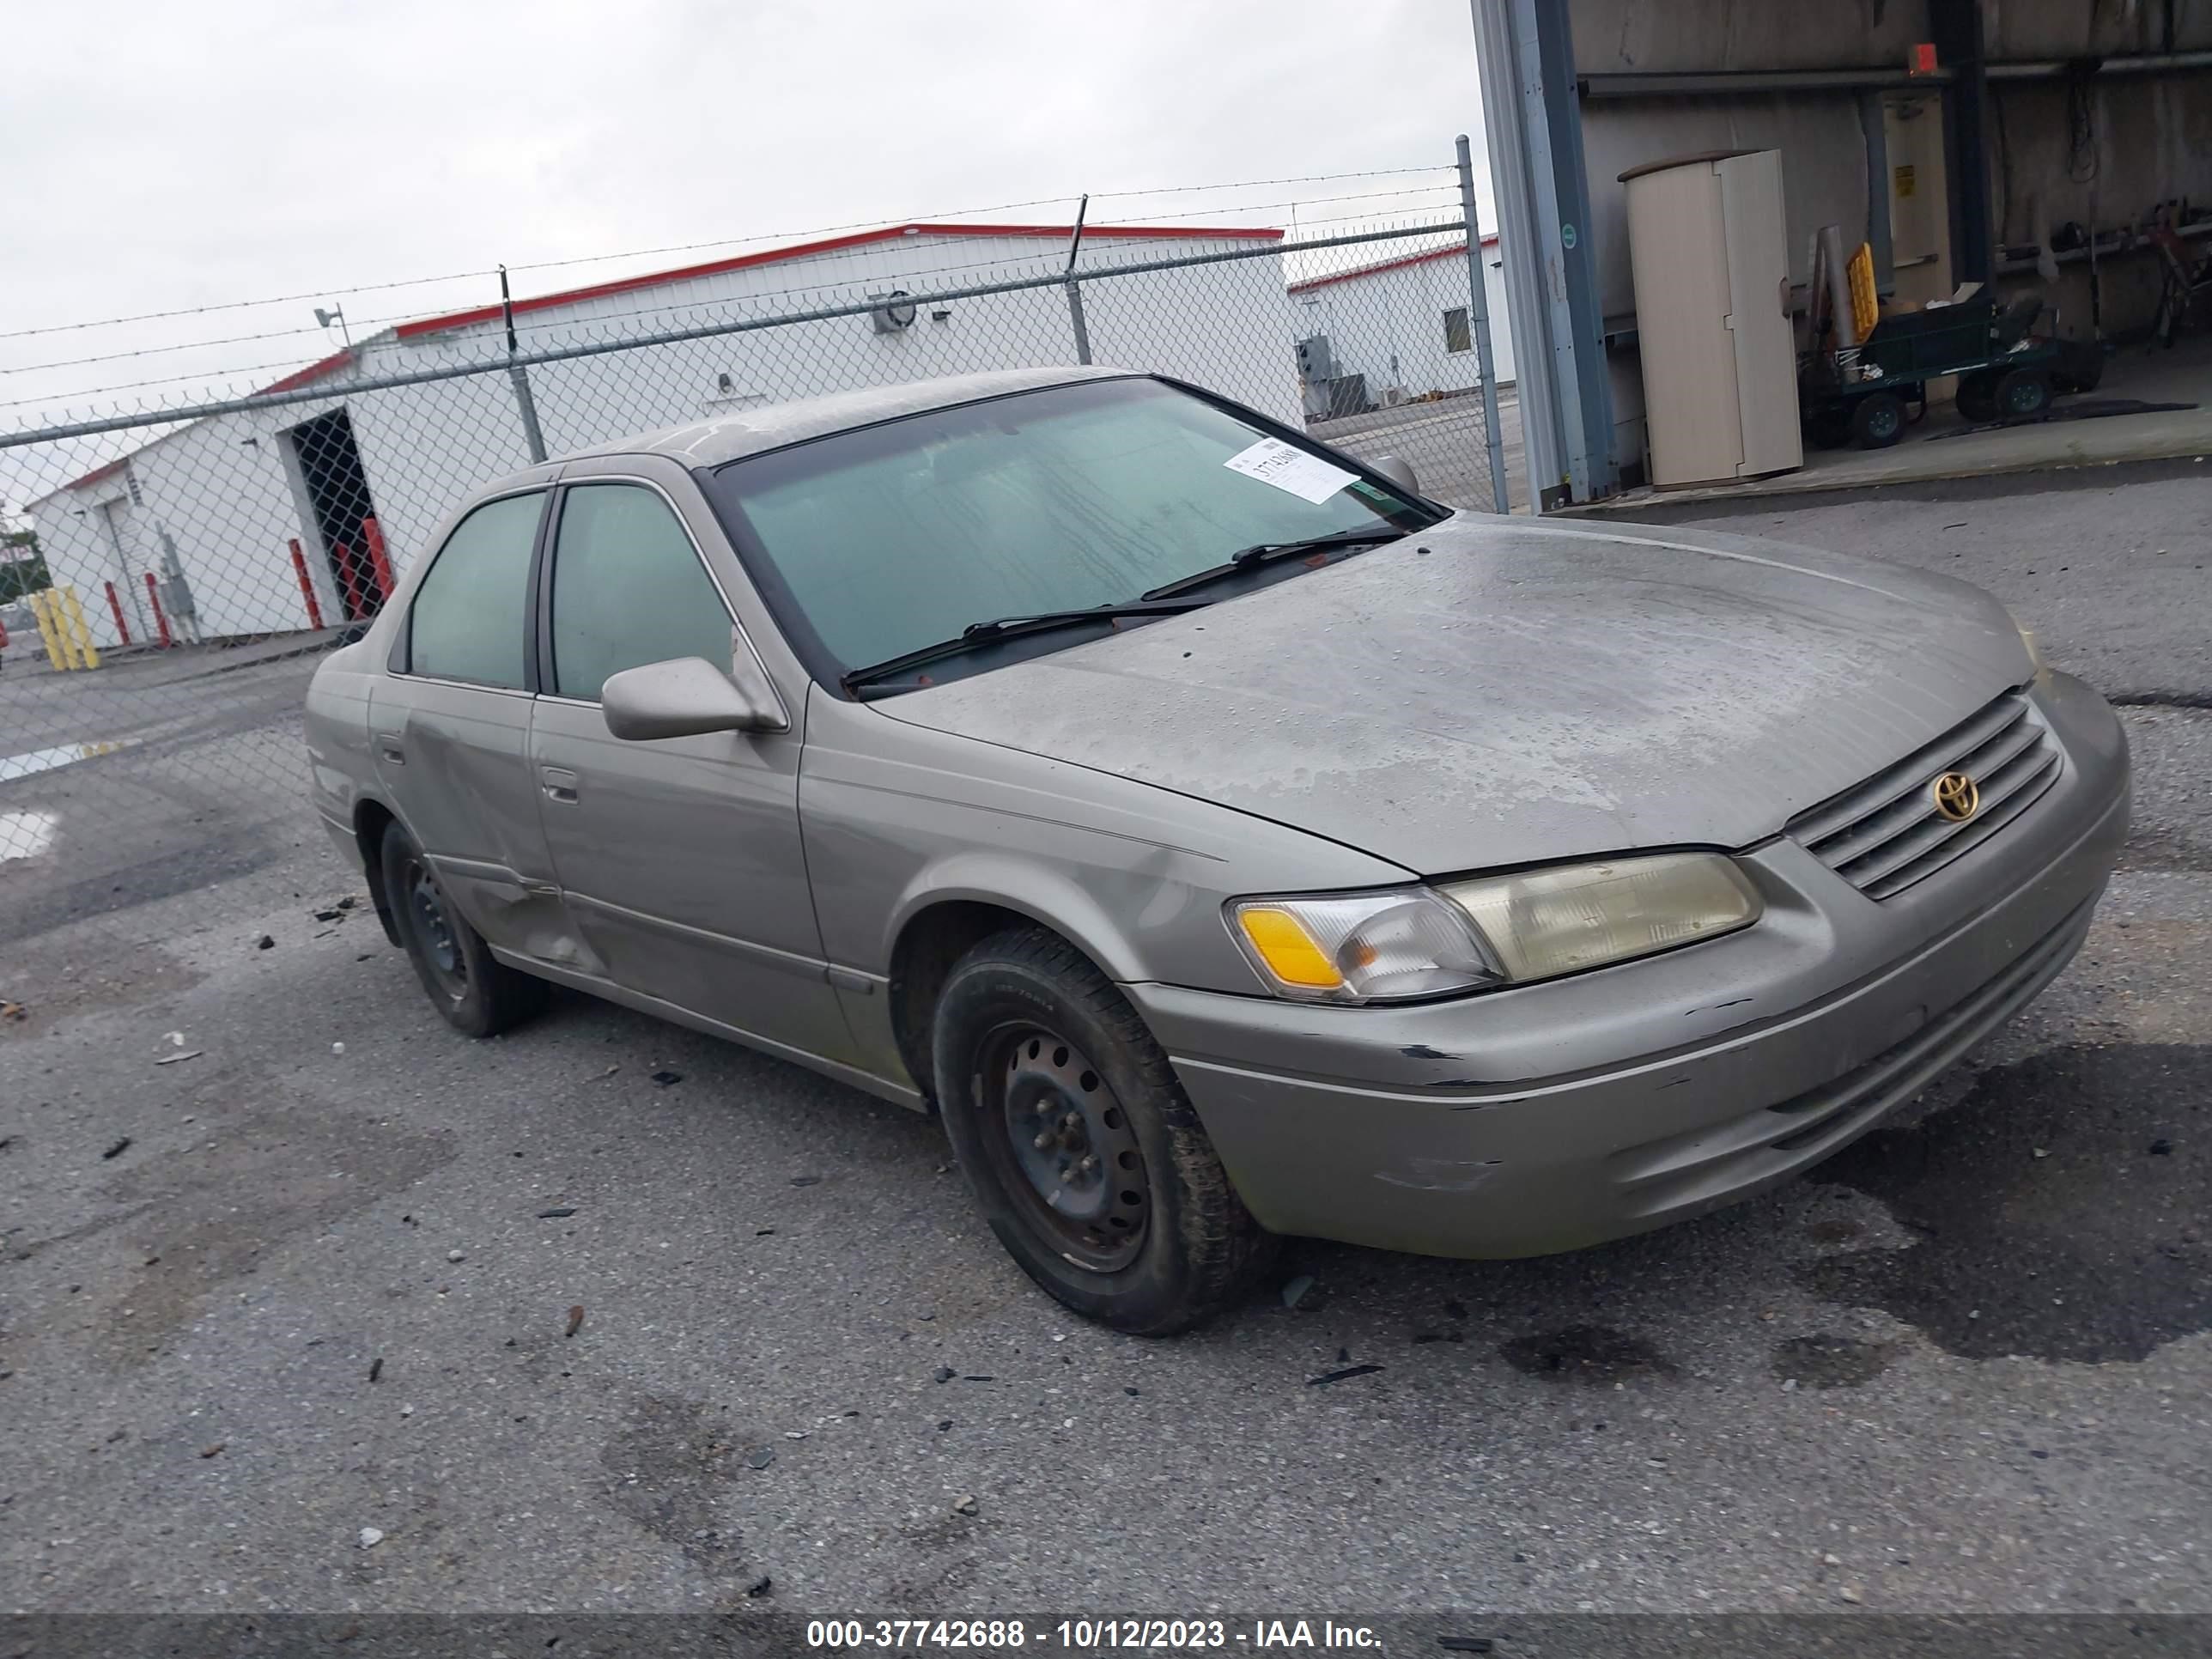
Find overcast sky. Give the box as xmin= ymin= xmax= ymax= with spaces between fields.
xmin=2 ymin=0 xmax=1490 ymax=423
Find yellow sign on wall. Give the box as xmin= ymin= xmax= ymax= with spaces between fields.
xmin=1894 ymin=163 xmax=1917 ymax=199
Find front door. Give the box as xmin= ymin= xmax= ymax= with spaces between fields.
xmin=371 ymin=489 xmax=570 ymax=960
xmin=526 ymin=477 xmax=849 ymax=1065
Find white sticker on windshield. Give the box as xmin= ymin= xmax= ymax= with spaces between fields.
xmin=1221 ymin=437 xmax=1358 ymax=504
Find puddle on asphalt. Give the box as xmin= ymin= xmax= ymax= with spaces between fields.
xmin=0 ymin=811 xmax=59 ymax=863
xmin=0 ymin=739 xmax=132 ymax=783
xmin=1802 ymin=1042 xmax=2209 ymax=1364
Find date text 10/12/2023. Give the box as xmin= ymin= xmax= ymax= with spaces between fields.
xmin=805 ymin=1618 xmax=1388 ymax=1650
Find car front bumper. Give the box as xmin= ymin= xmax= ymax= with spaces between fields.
xmin=1127 ymin=671 xmax=2130 ymax=1259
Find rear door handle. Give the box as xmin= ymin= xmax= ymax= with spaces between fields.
xmin=540 ymin=766 xmax=580 ymax=805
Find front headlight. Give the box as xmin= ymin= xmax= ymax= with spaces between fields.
xmin=1227 ymin=852 xmax=1761 ymax=1005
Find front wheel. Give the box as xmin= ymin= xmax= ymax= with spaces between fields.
xmin=380 ymin=822 xmax=548 ymax=1037
xmin=932 ymin=927 xmax=1277 ymax=1334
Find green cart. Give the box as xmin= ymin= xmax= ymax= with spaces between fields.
xmin=1799 ymin=292 xmax=2098 ymax=449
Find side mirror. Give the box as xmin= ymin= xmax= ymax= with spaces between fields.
xmin=1370 ymin=454 xmax=1421 ymax=495
xmin=601 ymin=656 xmax=787 ymax=740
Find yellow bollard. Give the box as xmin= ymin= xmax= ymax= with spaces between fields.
xmin=28 ymin=591 xmax=70 ymax=671
xmin=56 ymin=586 xmax=101 ymax=670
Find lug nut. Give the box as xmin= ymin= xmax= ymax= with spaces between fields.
xmin=1033 ymin=1131 xmax=1054 ymax=1151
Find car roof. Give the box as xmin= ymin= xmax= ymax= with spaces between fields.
xmin=563 ymin=365 xmax=1141 ymax=471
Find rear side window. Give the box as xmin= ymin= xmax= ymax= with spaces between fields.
xmin=548 ymin=483 xmax=734 ymax=702
xmin=407 ymin=492 xmax=544 ymax=688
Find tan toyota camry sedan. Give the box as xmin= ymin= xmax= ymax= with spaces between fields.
xmin=305 ymin=367 xmax=2129 ymax=1333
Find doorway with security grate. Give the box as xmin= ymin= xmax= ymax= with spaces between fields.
xmin=283 ymin=409 xmax=386 ymax=621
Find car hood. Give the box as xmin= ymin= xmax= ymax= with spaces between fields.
xmin=872 ymin=518 xmax=2035 ymax=876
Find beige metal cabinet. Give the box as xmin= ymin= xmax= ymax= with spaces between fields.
xmin=1621 ymin=149 xmax=1802 ymax=487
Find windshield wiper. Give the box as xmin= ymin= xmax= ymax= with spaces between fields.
xmin=1139 ymin=526 xmax=1407 ymax=602
xmin=840 ymin=600 xmax=1207 ymax=696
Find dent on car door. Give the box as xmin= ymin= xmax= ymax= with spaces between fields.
xmin=370 ymin=489 xmax=573 ymax=961
xmin=526 ymin=478 xmax=853 ymax=1065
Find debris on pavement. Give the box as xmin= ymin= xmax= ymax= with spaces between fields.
xmin=368 ymin=1357 xmax=383 ymax=1383
xmin=1438 ymin=1640 xmax=1495 ymax=1655
xmin=2150 ymin=1138 xmax=2174 ymax=1156
xmin=790 ymin=1175 xmax=822 ymax=1188
xmin=1 ymin=1000 xmax=26 ymax=1023
xmin=650 ymin=1070 xmax=682 ymax=1086
xmin=153 ymin=1051 xmax=203 ymax=1066
xmin=446 ymin=1249 xmax=465 ymax=1263
xmin=744 ymin=1575 xmax=773 ymax=1597
xmin=951 ymin=1495 xmax=979 ymax=1516
xmin=1838 ymin=1585 xmax=1865 ymax=1605
xmin=101 ymin=1137 xmax=132 ymax=1160
xmin=1280 ymin=1273 xmax=1316 ymax=1310
xmin=199 ymin=1443 xmax=225 ymax=1458
xmin=1306 ymin=1364 xmax=1385 ymax=1388
xmin=256 ymin=935 xmax=275 ymax=951
xmin=564 ymin=1305 xmax=586 ymax=1339
xmin=331 ymin=1042 xmax=345 ymax=1055
xmin=537 ymin=1206 xmax=577 ymax=1218
xmin=745 ymin=1447 xmax=775 ymax=1469
xmin=358 ymin=1527 xmax=385 ymax=1549
xmin=933 ymin=1366 xmax=956 ymax=1383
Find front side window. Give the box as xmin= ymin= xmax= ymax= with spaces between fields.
xmin=1443 ymin=307 xmax=1472 ymax=354
xmin=548 ymin=483 xmax=734 ymax=702
xmin=407 ymin=491 xmax=543 ymax=688
xmin=704 ymin=377 xmax=1436 ymax=681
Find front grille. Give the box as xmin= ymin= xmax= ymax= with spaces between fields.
xmin=1790 ymin=692 xmax=2060 ymax=900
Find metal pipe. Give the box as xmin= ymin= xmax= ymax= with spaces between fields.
xmin=501 ymin=264 xmax=549 ymax=465
xmin=1582 ymin=66 xmax=1952 ymax=96
xmin=1986 ymin=50 xmax=2212 ymax=79
xmin=1456 ymin=134 xmax=1512 ymax=515
xmin=1859 ymin=92 xmax=1894 ymax=298
xmin=289 ymin=538 xmax=325 ymax=630
xmin=1063 ymin=194 xmax=1093 ymax=368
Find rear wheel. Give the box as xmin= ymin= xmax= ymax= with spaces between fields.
xmin=1955 ymin=371 xmax=2000 ymax=423
xmin=1994 ymin=367 xmax=2053 ymax=421
xmin=380 ymin=822 xmax=547 ymax=1037
xmin=1850 ymin=392 xmax=1907 ymax=448
xmin=932 ymin=926 xmax=1276 ymax=1334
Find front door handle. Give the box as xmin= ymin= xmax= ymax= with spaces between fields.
xmin=540 ymin=766 xmax=580 ymax=805
xmin=377 ymin=733 xmax=405 ymax=766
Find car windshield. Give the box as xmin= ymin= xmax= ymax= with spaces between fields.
xmin=703 ymin=376 xmax=1440 ymax=682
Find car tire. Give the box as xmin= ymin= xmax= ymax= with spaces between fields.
xmin=1994 ymin=367 xmax=2053 ymax=421
xmin=380 ymin=821 xmax=548 ymax=1038
xmin=1954 ymin=371 xmax=2000 ymax=423
xmin=1850 ymin=392 xmax=1907 ymax=448
xmin=931 ymin=926 xmax=1278 ymax=1334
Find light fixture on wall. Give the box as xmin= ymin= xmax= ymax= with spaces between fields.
xmin=313 ymin=305 xmax=352 ymax=349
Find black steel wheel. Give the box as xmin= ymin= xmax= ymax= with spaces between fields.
xmin=380 ymin=822 xmax=548 ymax=1038
xmin=1850 ymin=392 xmax=1906 ymax=448
xmin=976 ymin=1021 xmax=1150 ymax=1273
xmin=932 ymin=925 xmax=1277 ymax=1334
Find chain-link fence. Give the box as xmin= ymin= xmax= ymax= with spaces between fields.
xmin=0 ymin=205 xmax=1506 ymax=920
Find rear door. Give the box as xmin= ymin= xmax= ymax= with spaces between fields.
xmin=526 ymin=464 xmax=851 ymax=1064
xmin=371 ymin=488 xmax=571 ymax=958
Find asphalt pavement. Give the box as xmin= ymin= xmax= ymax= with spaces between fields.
xmin=1 ymin=459 xmax=2208 ymax=1633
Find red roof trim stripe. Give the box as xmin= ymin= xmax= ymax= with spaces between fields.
xmin=394 ymin=222 xmax=1287 ymax=340
xmin=66 ymin=457 xmax=128 ymax=491
xmin=255 ymin=345 xmax=356 ymax=398
xmin=1285 ymin=236 xmax=1499 ymax=295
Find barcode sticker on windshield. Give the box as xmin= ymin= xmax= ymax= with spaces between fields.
xmin=1221 ymin=437 xmax=1358 ymax=504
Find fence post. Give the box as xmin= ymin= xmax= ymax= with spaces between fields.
xmin=289 ymin=538 xmax=326 ymax=629
xmin=104 ymin=580 xmax=133 ymax=646
xmin=1061 ymin=196 xmax=1094 ymax=367
xmin=143 ymin=573 xmax=173 ymax=648
xmin=1457 ymin=133 xmax=1513 ymax=515
xmin=501 ymin=265 xmax=550 ymax=464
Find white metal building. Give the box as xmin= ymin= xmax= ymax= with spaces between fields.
xmin=27 ymin=222 xmax=1299 ymax=647
xmin=1285 ymin=234 xmax=1515 ymax=408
